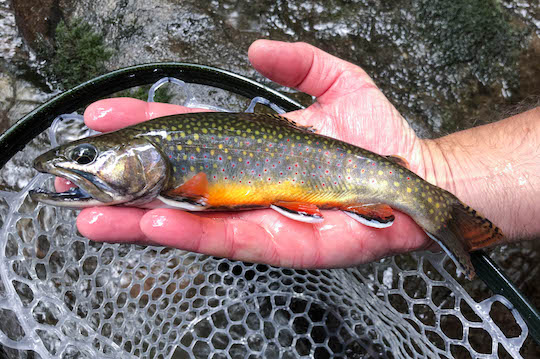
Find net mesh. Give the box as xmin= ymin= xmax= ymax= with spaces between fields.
xmin=0 ymin=79 xmax=529 ymax=358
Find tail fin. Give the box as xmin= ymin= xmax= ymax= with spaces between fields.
xmin=425 ymin=201 xmax=505 ymax=280
xmin=452 ymin=201 xmax=505 ymax=251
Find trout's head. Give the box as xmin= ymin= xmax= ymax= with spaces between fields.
xmin=30 ymin=134 xmax=168 ymax=207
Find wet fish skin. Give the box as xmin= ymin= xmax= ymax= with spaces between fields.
xmin=31 ymin=112 xmax=505 ymax=279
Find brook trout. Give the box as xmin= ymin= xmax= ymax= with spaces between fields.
xmin=30 ymin=112 xmax=504 ymax=278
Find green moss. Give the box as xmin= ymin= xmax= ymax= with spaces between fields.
xmin=113 ymin=85 xmax=173 ymax=103
xmin=38 ymin=19 xmax=112 ymax=89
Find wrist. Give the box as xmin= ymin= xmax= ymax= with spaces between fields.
xmin=418 ymin=107 xmax=540 ymax=241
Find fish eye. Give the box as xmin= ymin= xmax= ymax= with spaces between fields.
xmin=70 ymin=144 xmax=98 ymax=165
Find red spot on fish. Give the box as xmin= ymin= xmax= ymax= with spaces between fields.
xmin=269 ymin=144 xmax=272 ymax=147
xmin=213 ymin=176 xmax=216 ymax=179
xmin=266 ymin=159 xmax=269 ymax=162
xmin=256 ymin=163 xmax=260 ymax=166
xmin=211 ymin=137 xmax=214 ymax=140
xmin=247 ymin=161 xmax=250 ymax=164
xmin=288 ymin=167 xmax=291 ymax=170
xmin=372 ymin=163 xmax=376 ymax=166
xmin=224 ymin=177 xmax=227 ymax=180
xmin=407 ymin=177 xmax=410 ymax=180
xmin=322 ymin=183 xmax=325 ymax=186
xmin=191 ymin=156 xmax=194 ymax=160
xmin=222 ymin=169 xmax=225 ymax=172
xmin=246 ymin=141 xmax=250 ymax=145
xmin=239 ymin=180 xmax=242 ymax=183
xmin=204 ymin=155 xmax=207 ymax=158
xmin=348 ymin=177 xmax=351 ymax=180
xmin=287 ymin=139 xmax=290 ymax=142
xmin=340 ymin=153 xmax=343 ymax=156
xmin=316 ymin=142 xmax=319 ymax=145
xmin=349 ymin=159 xmax=352 ymax=162
xmin=325 ymin=152 xmax=329 ymax=155
xmin=232 ymin=164 xmax=235 ymax=167
xmin=169 ymin=155 xmax=172 ymax=158
xmin=225 ymin=137 xmax=229 ymax=140
xmin=301 ymin=181 xmax=304 ymax=184
xmin=299 ymin=152 xmax=302 ymax=155
xmin=361 ymin=169 xmax=365 ymax=173
xmin=318 ymin=149 xmax=322 ymax=152
xmin=182 ymin=167 xmax=185 ymax=170
xmin=218 ymin=157 xmax=222 ymax=160
xmin=268 ymin=178 xmax=271 ymax=181
xmin=325 ymin=170 xmax=329 ymax=173
xmin=389 ymin=171 xmax=392 ymax=174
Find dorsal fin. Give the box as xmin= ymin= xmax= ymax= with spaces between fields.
xmin=259 ymin=114 xmax=317 ymax=133
xmin=386 ymin=155 xmax=410 ymax=169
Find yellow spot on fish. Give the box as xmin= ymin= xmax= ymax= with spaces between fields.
xmin=176 ymin=145 xmax=183 ymax=151
xmin=210 ymin=150 xmax=215 ymax=155
xmin=407 ymin=187 xmax=412 ymax=193
xmin=249 ymin=153 xmax=253 ymax=157
xmin=202 ymin=128 xmax=208 ymax=134
xmin=166 ymin=135 xmax=172 ymax=141
xmin=187 ymin=140 xmax=193 ymax=145
xmin=378 ymin=170 xmax=383 ymax=175
xmin=171 ymin=126 xmax=177 ymax=131
xmin=196 ymin=147 xmax=200 ymax=153
xmin=181 ymin=132 xmax=185 ymax=138
xmin=257 ymin=139 xmax=262 ymax=143
xmin=213 ymin=163 xmax=218 ymax=168
xmin=227 ymin=156 xmax=232 ymax=160
xmin=183 ymin=155 xmax=187 ymax=160
xmin=190 ymin=166 xmax=195 ymax=171
xmin=429 ymin=209 xmax=434 ymax=214
xmin=394 ymin=182 xmax=400 ymax=187
xmin=238 ymin=158 xmax=242 ymax=162
xmin=435 ymin=203 xmax=440 ymax=208
xmin=428 ymin=197 xmax=433 ymax=203
xmin=218 ymin=144 xmax=223 ymax=149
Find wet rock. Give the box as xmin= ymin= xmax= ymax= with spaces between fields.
xmin=11 ymin=0 xmax=62 ymax=45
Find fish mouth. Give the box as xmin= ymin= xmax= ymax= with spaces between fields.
xmin=30 ymin=160 xmax=115 ymax=207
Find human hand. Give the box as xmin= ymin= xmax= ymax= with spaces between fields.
xmin=68 ymin=40 xmax=434 ymax=268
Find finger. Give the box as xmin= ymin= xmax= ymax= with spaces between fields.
xmin=139 ymin=209 xmax=280 ymax=264
xmin=84 ymin=98 xmax=210 ymax=132
xmin=77 ymin=207 xmax=150 ymax=244
xmin=248 ymin=40 xmax=377 ymax=103
xmin=138 ymin=208 xmax=429 ymax=268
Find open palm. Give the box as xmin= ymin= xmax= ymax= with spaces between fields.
xmin=72 ymin=40 xmax=431 ymax=268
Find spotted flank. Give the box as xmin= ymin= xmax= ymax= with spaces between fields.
xmin=30 ymin=112 xmax=506 ymax=280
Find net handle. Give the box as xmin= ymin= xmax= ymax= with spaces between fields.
xmin=1 ymin=63 xmax=538 ymax=346
xmin=0 ymin=62 xmax=304 ymax=169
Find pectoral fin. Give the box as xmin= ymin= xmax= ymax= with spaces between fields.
xmin=342 ymin=204 xmax=395 ymax=228
xmin=160 ymin=172 xmax=209 ymax=210
xmin=271 ymin=201 xmax=324 ymax=223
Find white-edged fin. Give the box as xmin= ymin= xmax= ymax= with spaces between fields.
xmin=157 ymin=195 xmax=207 ymax=211
xmin=270 ymin=204 xmax=324 ymax=224
xmin=343 ymin=211 xmax=394 ymax=228
xmin=425 ymin=231 xmax=466 ymax=278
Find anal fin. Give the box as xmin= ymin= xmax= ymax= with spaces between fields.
xmin=342 ymin=204 xmax=395 ymax=228
xmin=271 ymin=201 xmax=324 ymax=223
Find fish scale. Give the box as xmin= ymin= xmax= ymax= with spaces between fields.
xmin=30 ymin=112 xmax=506 ymax=279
